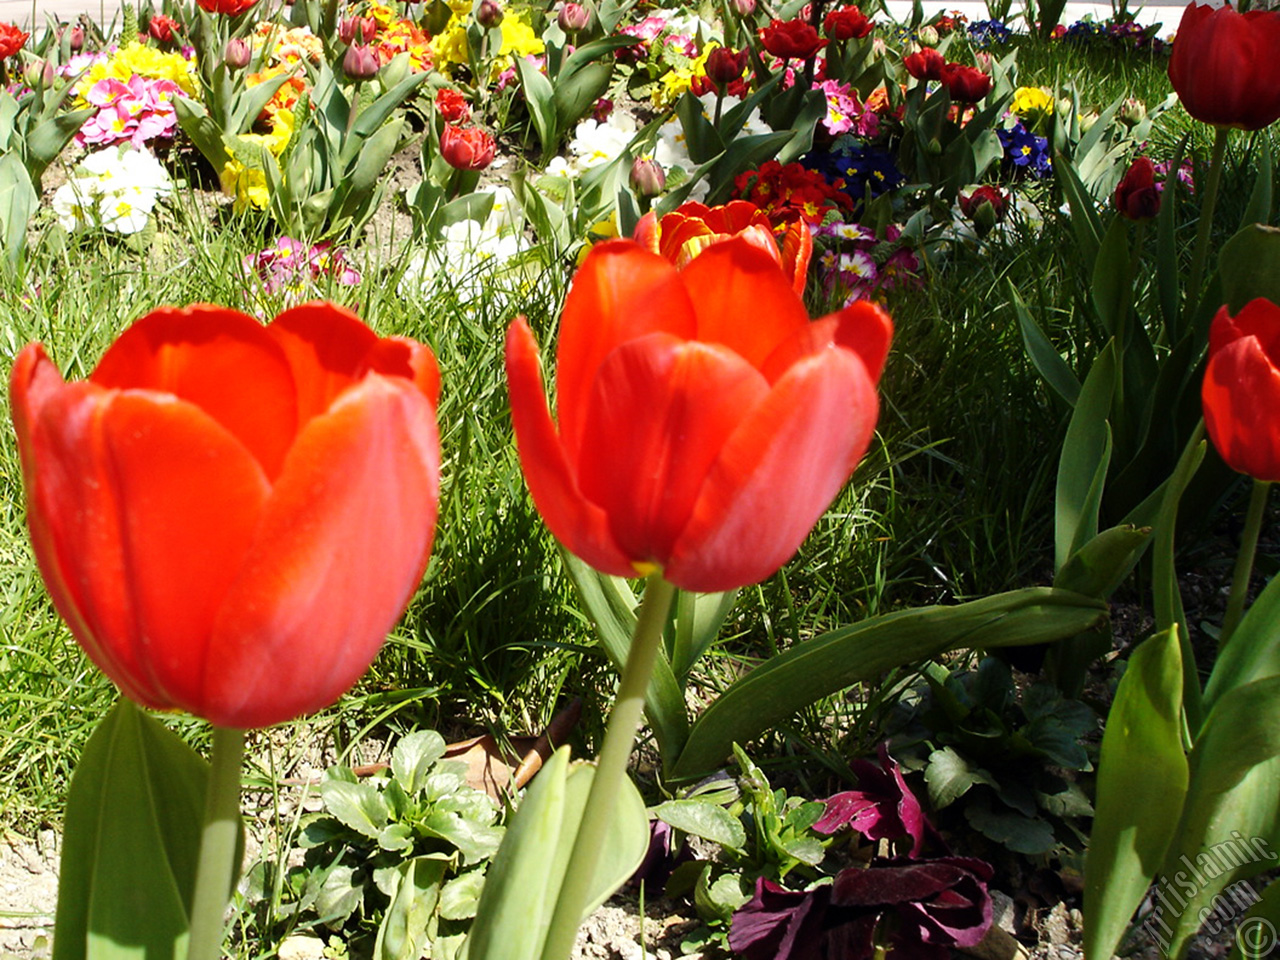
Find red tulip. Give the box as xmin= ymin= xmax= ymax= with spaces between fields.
xmin=9 ymin=303 xmax=441 ymax=728
xmin=705 ymin=46 xmax=749 ymax=88
xmin=441 ymin=123 xmax=496 ymax=171
xmin=941 ymin=62 xmax=991 ymax=103
xmin=505 ymin=238 xmax=890 ymax=592
xmin=0 ymin=22 xmax=29 ymax=59
xmin=824 ymin=6 xmax=873 ymax=41
xmin=759 ymin=18 xmax=825 ymax=60
xmin=903 ymin=46 xmax=945 ymax=81
xmin=633 ymin=199 xmax=812 ymax=295
xmin=148 ymin=14 xmax=181 ymax=42
xmin=1202 ymin=298 xmax=1280 ymax=482
xmin=1113 ymin=157 xmax=1161 ymax=221
xmin=1168 ymin=1 xmax=1280 ymax=131
xmin=197 ymin=0 xmax=258 ymax=14
xmin=436 ymin=88 xmax=472 ymax=124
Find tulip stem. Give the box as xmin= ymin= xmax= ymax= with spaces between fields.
xmin=539 ymin=574 xmax=677 ymax=960
xmin=1220 ymin=479 xmax=1271 ymax=649
xmin=1184 ymin=125 xmax=1229 ymax=330
xmin=186 ymin=726 xmax=245 ymax=960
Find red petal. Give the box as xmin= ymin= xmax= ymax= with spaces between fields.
xmin=505 ymin=318 xmax=634 ymax=577
xmin=91 ymin=304 xmax=298 ymax=480
xmin=268 ymin=301 xmax=381 ymax=425
xmin=762 ymin=300 xmax=894 ymax=384
xmin=208 ymin=374 xmax=441 ymax=727
xmin=679 ymin=238 xmax=811 ymax=370
xmin=555 ymin=241 xmax=696 ymax=465
xmin=576 ymin=334 xmax=770 ymax=565
xmin=1203 ymin=337 xmax=1280 ymax=482
xmin=667 ymin=349 xmax=879 ymax=591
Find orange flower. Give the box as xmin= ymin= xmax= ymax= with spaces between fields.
xmin=506 ymin=238 xmax=890 ymax=592
xmin=634 ymin=200 xmax=813 ymax=294
xmin=10 ymin=303 xmax=441 ymax=728
xmin=0 ymin=22 xmax=30 ymax=59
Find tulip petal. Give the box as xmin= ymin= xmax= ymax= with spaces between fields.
xmin=555 ymin=241 xmax=697 ymax=464
xmin=680 ymin=238 xmax=811 ymax=368
xmin=667 ymin=349 xmax=879 ymax=592
xmin=1203 ymin=337 xmax=1280 ymax=483
xmin=90 ymin=304 xmax=298 ymax=480
xmin=576 ymin=334 xmax=770 ymax=565
xmin=505 ymin=318 xmax=635 ymax=578
xmin=208 ymin=375 xmax=440 ymax=728
xmin=761 ymin=301 xmax=894 ymax=384
xmin=92 ymin=392 xmax=275 ymax=711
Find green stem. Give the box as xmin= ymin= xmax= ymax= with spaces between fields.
xmin=1184 ymin=125 xmax=1230 ymax=327
xmin=186 ymin=726 xmax=245 ymax=960
xmin=1220 ymin=479 xmax=1271 ymax=649
xmin=539 ymin=575 xmax=677 ymax=960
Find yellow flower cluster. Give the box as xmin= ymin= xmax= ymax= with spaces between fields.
xmin=219 ymin=106 xmax=295 ymax=211
xmin=75 ymin=42 xmax=197 ymax=103
xmin=651 ymin=44 xmax=715 ymax=108
xmin=1011 ymin=85 xmax=1054 ymax=130
xmin=429 ymin=7 xmax=544 ymax=75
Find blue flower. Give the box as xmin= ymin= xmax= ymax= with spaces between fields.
xmin=967 ymin=18 xmax=1011 ymax=45
xmin=997 ymin=121 xmax=1051 ymax=177
xmin=805 ymin=136 xmax=906 ymax=205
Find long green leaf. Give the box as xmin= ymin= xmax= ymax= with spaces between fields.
xmin=1239 ymin=138 xmax=1273 ymax=230
xmin=1056 ymin=151 xmax=1104 ymax=264
xmin=1010 ymin=281 xmax=1081 ymax=407
xmin=54 ymin=700 xmax=215 ymax=960
xmin=1083 ymin=627 xmax=1188 ymax=960
xmin=1227 ymin=878 xmax=1280 ymax=960
xmin=1055 ymin=341 xmax=1116 ymax=572
xmin=1204 ymin=573 xmax=1280 ymax=711
xmin=1091 ymin=217 xmax=1130 ymax=338
xmin=670 ymin=588 xmax=1107 ymax=781
xmin=1157 ymin=134 xmax=1189 ymax=343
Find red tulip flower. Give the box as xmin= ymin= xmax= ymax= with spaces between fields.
xmin=633 ymin=199 xmax=813 ymax=295
xmin=824 ymin=6 xmax=873 ymax=41
xmin=759 ymin=18 xmax=825 ymax=60
xmin=1202 ymin=298 xmax=1280 ymax=482
xmin=0 ymin=22 xmax=30 ymax=59
xmin=903 ymin=46 xmax=945 ymax=81
xmin=941 ymin=62 xmax=991 ymax=103
xmin=1168 ymin=1 xmax=1280 ymax=131
xmin=148 ymin=14 xmax=181 ymax=42
xmin=197 ymin=0 xmax=258 ymax=14
xmin=441 ymin=123 xmax=496 ymax=171
xmin=505 ymin=238 xmax=891 ymax=592
xmin=9 ymin=303 xmax=441 ymax=729
xmin=1113 ymin=157 xmax=1161 ymax=221
xmin=436 ymin=87 xmax=472 ymax=124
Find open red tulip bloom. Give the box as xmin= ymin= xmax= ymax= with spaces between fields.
xmin=506 ymin=237 xmax=891 ymax=593
xmin=1168 ymin=1 xmax=1280 ymax=131
xmin=10 ymin=302 xmax=441 ymax=729
xmin=1202 ymin=298 xmax=1280 ymax=483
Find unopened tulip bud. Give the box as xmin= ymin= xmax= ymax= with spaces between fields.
xmin=69 ymin=24 xmax=85 ymax=51
xmin=224 ymin=37 xmax=251 ymax=69
xmin=630 ymin=157 xmax=666 ymax=197
xmin=558 ymin=2 xmax=590 ymax=32
xmin=706 ymin=46 xmax=748 ymax=87
xmin=1079 ymin=110 xmax=1099 ymax=133
xmin=917 ymin=24 xmax=938 ymax=45
xmin=477 ymin=0 xmax=504 ymax=28
xmin=343 ymin=41 xmax=380 ymax=80
xmin=1119 ymin=97 xmax=1147 ymax=127
xmin=22 ymin=59 xmax=55 ymax=88
xmin=733 ymin=0 xmax=756 ymax=17
xmin=338 ymin=15 xmax=377 ymax=44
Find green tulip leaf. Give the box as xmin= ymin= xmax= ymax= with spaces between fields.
xmin=1220 ymin=224 xmax=1280 ymax=315
xmin=375 ymin=857 xmax=446 ymax=960
xmin=1055 ymin=341 xmax=1116 ymax=573
xmin=1011 ymin=280 xmax=1081 ymax=407
xmin=1083 ymin=626 xmax=1187 ymax=960
xmin=54 ymin=700 xmax=222 ymax=960
xmin=1204 ymin=569 xmax=1280 ymax=711
xmin=1227 ymin=878 xmax=1280 ymax=960
xmin=670 ymin=587 xmax=1107 ymax=781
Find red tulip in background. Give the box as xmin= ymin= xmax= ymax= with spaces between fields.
xmin=9 ymin=303 xmax=441 ymax=729
xmin=633 ymin=199 xmax=813 ymax=295
xmin=197 ymin=0 xmax=258 ymax=15
xmin=824 ymin=6 xmax=874 ymax=40
xmin=505 ymin=237 xmax=891 ymax=593
xmin=1201 ymin=298 xmax=1280 ymax=482
xmin=441 ymin=123 xmax=496 ymax=171
xmin=1168 ymin=1 xmax=1280 ymax=131
xmin=1113 ymin=157 xmax=1161 ymax=221
xmin=941 ymin=63 xmax=991 ymax=103
xmin=0 ymin=22 xmax=29 ymax=58
xmin=436 ymin=87 xmax=472 ymax=123
xmin=759 ymin=18 xmax=825 ymax=60
xmin=148 ymin=14 xmax=181 ymax=42
xmin=903 ymin=46 xmax=945 ymax=81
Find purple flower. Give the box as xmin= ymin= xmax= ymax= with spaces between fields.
xmin=997 ymin=121 xmax=1051 ymax=177
xmin=729 ymin=879 xmax=829 ymax=960
xmin=813 ymin=743 xmax=926 ymax=856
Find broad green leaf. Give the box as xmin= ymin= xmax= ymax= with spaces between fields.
xmin=54 ymin=700 xmax=216 ymax=960
xmin=1219 ymin=224 xmax=1280 ymax=315
xmin=965 ymin=795 xmax=1056 ymax=855
xmin=516 ymin=57 xmax=558 ymax=160
xmin=1011 ymin=281 xmax=1080 ymax=406
xmin=1055 ymin=342 xmax=1116 ymax=572
xmin=1092 ymin=217 xmax=1131 ymax=338
xmin=392 ymin=729 xmax=447 ymax=795
xmin=1239 ymin=141 xmax=1273 ymax=231
xmin=320 ymin=779 xmax=390 ymax=840
xmin=440 ymin=870 xmax=486 ymax=921
xmin=924 ymin=747 xmax=998 ymax=809
xmin=1164 ymin=677 xmax=1280 ymax=957
xmin=670 ymin=587 xmax=1107 ymax=781
xmin=671 ymin=588 xmax=737 ymax=683
xmin=1227 ymin=878 xmax=1280 ymax=960
xmin=1205 ymin=573 xmax=1280 ymax=711
xmin=1053 ymin=524 xmax=1152 ymax=599
xmin=654 ymin=799 xmax=747 ymax=850
xmin=1084 ymin=627 xmax=1187 ymax=960
xmin=376 ymin=858 xmax=446 ymax=960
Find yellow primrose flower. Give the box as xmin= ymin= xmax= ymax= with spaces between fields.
xmin=76 ymin=42 xmax=197 ymax=102
xmin=652 ymin=66 xmax=694 ymax=108
xmin=220 ymin=159 xmax=271 ymax=211
xmin=498 ymin=15 xmax=545 ymax=58
xmin=368 ymin=2 xmax=398 ymax=26
xmin=429 ymin=21 xmax=469 ymax=69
